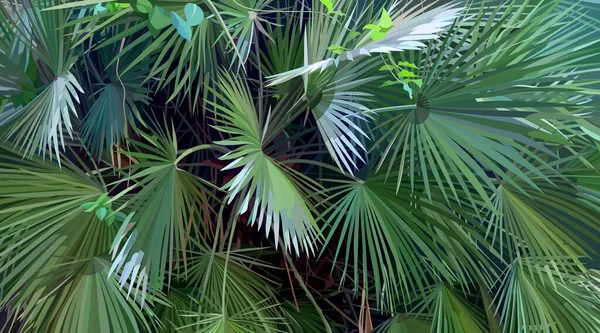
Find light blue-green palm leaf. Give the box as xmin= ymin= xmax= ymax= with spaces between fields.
xmin=214 ymin=0 xmax=273 ymax=66
xmin=3 ymin=73 xmax=83 ymax=162
xmin=267 ymin=1 xmax=462 ymax=86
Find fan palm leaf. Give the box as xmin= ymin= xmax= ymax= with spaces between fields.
xmin=372 ymin=0 xmax=600 ymax=208
xmin=0 ymin=0 xmax=83 ymax=161
xmin=320 ymin=167 xmax=492 ymax=310
xmin=497 ymin=258 xmax=600 ymax=333
xmin=208 ymin=71 xmax=323 ymax=256
xmin=107 ymin=126 xmax=216 ymax=302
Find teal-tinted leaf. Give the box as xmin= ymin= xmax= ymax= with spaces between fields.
xmin=96 ymin=207 xmax=108 ymax=221
xmin=95 ymin=193 xmax=109 ymax=205
xmin=93 ymin=3 xmax=107 ymax=14
xmin=135 ymin=0 xmax=153 ymax=14
xmin=81 ymin=202 xmax=97 ymax=212
xmin=106 ymin=213 xmax=115 ymax=226
xmin=184 ymin=3 xmax=204 ymax=26
xmin=170 ymin=11 xmax=192 ymax=41
xmin=149 ymin=6 xmax=171 ymax=29
xmin=403 ymin=83 xmax=413 ymax=99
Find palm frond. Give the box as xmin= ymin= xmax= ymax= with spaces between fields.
xmin=320 ymin=168 xmax=491 ymax=310
xmin=108 ymin=127 xmax=215 ymax=303
xmin=267 ymin=2 xmax=462 ymax=86
xmin=208 ymin=71 xmax=323 ymax=256
xmin=497 ymin=258 xmax=600 ymax=333
xmin=373 ymin=0 xmax=600 ymax=208
xmin=0 ymin=0 xmax=83 ymax=161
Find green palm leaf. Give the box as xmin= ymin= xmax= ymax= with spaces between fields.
xmin=497 ymin=258 xmax=600 ymax=333
xmin=372 ymin=0 xmax=600 ymax=209
xmin=107 ymin=127 xmax=215 ymax=302
xmin=0 ymin=0 xmax=83 ymax=161
xmin=208 ymin=71 xmax=323 ymax=255
xmin=320 ymin=168 xmax=492 ymax=310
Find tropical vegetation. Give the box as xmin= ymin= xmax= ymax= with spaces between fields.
xmin=1 ymin=0 xmax=600 ymax=331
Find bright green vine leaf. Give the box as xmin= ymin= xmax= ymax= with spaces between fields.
xmin=320 ymin=0 xmax=333 ymax=12
xmin=397 ymin=61 xmax=418 ymax=69
xmin=364 ymin=9 xmax=394 ymax=40
xmin=319 ymin=0 xmax=344 ymax=15
xmin=107 ymin=2 xmax=130 ymax=12
xmin=363 ymin=24 xmax=381 ymax=32
xmin=398 ymin=69 xmax=416 ymax=78
xmin=371 ymin=30 xmax=386 ymax=40
xmin=80 ymin=193 xmax=117 ymax=226
xmin=379 ymin=9 xmax=393 ymax=32
xmin=327 ymin=44 xmax=349 ymax=55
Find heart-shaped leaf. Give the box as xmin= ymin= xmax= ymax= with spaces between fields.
xmin=319 ymin=0 xmax=333 ymax=13
xmin=171 ymin=11 xmax=192 ymax=41
xmin=149 ymin=6 xmax=171 ymax=29
xmin=81 ymin=202 xmax=97 ymax=212
xmin=184 ymin=3 xmax=204 ymax=26
xmin=397 ymin=61 xmax=418 ymax=69
xmin=95 ymin=193 xmax=109 ymax=204
xmin=106 ymin=210 xmax=116 ymax=226
xmin=398 ymin=69 xmax=416 ymax=78
xmin=135 ymin=0 xmax=153 ymax=14
xmin=327 ymin=44 xmax=349 ymax=55
xmin=370 ymin=30 xmax=386 ymax=40
xmin=409 ymin=78 xmax=423 ymax=87
xmin=96 ymin=207 xmax=108 ymax=221
xmin=380 ymin=9 xmax=393 ymax=32
xmin=363 ymin=24 xmax=381 ymax=32
xmin=379 ymin=64 xmax=395 ymax=71
xmin=379 ymin=80 xmax=401 ymax=88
